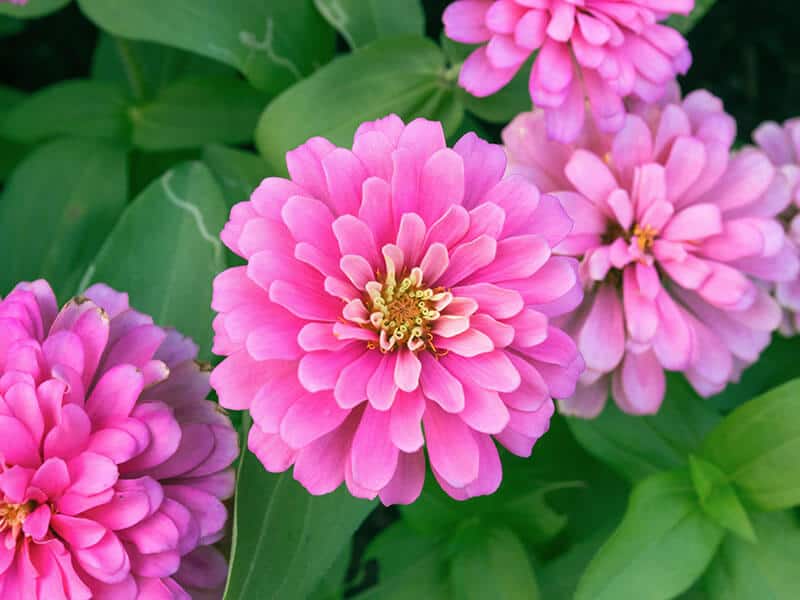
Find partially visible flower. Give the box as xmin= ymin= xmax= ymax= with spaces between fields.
xmin=752 ymin=118 xmax=800 ymax=333
xmin=504 ymin=90 xmax=798 ymax=417
xmin=443 ymin=0 xmax=693 ymax=143
xmin=211 ymin=114 xmax=584 ymax=504
xmin=0 ymin=280 xmax=238 ymax=599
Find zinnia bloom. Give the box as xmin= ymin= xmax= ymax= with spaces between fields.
xmin=752 ymin=118 xmax=800 ymax=333
xmin=0 ymin=280 xmax=238 ymax=599
xmin=504 ymin=90 xmax=798 ymax=417
xmin=443 ymin=0 xmax=694 ymax=142
xmin=211 ymin=115 xmax=584 ymax=504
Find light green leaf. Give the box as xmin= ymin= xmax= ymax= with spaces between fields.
xmin=130 ymin=76 xmax=267 ymax=150
xmin=202 ymin=144 xmax=272 ymax=208
xmin=256 ymin=36 xmax=462 ymax=173
xmin=575 ymin=471 xmax=724 ymax=600
xmin=705 ymin=511 xmax=800 ymax=599
xmin=0 ymin=138 xmax=127 ymax=299
xmin=569 ymin=375 xmax=721 ymax=482
xmin=688 ymin=455 xmax=755 ymax=542
xmin=0 ymin=0 xmax=70 ymax=18
xmin=667 ymin=0 xmax=717 ymax=34
xmin=224 ymin=436 xmax=374 ymax=600
xmin=450 ymin=525 xmax=540 ymax=600
xmin=81 ymin=162 xmax=226 ymax=355
xmin=2 ymin=79 xmax=130 ymax=143
xmin=702 ymin=378 xmax=800 ymax=510
xmin=353 ymin=522 xmax=449 ymax=600
xmin=314 ymin=0 xmax=424 ymax=48
xmin=77 ymin=0 xmax=335 ymax=94
xmin=91 ymin=34 xmax=233 ymax=101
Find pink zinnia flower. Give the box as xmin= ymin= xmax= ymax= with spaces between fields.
xmin=504 ymin=90 xmax=799 ymax=417
xmin=752 ymin=118 xmax=800 ymax=333
xmin=443 ymin=0 xmax=694 ymax=142
xmin=211 ymin=115 xmax=584 ymax=504
xmin=0 ymin=280 xmax=238 ymax=599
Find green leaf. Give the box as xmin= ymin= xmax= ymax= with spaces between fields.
xmin=0 ymin=138 xmax=127 ymax=298
xmin=91 ymin=34 xmax=233 ymax=101
xmin=309 ymin=542 xmax=351 ymax=600
xmin=702 ymin=378 xmax=800 ymax=511
xmin=450 ymin=525 xmax=540 ymax=600
xmin=667 ymin=0 xmax=717 ymax=34
xmin=314 ymin=0 xmax=424 ymax=48
xmin=688 ymin=455 xmax=755 ymax=542
xmin=224 ymin=435 xmax=374 ymax=600
xmin=0 ymin=0 xmax=70 ymax=18
xmin=130 ymin=76 xmax=267 ymax=150
xmin=538 ymin=531 xmax=614 ymax=600
xmin=256 ymin=36 xmax=462 ymax=173
xmin=77 ymin=0 xmax=335 ymax=95
xmin=2 ymin=79 xmax=130 ymax=144
xmin=353 ymin=522 xmax=449 ymax=600
xmin=569 ymin=375 xmax=721 ymax=482
xmin=202 ymin=144 xmax=272 ymax=208
xmin=705 ymin=511 xmax=800 ymax=599
xmin=575 ymin=471 xmax=724 ymax=600
xmin=0 ymin=15 xmax=23 ymax=36
xmin=81 ymin=161 xmax=226 ymax=355
xmin=0 ymin=85 xmax=27 ymax=179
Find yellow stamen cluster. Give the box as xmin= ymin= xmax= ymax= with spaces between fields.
xmin=0 ymin=501 xmax=33 ymax=540
xmin=633 ymin=224 xmax=659 ymax=253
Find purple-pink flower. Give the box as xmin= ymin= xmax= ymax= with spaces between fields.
xmin=443 ymin=0 xmax=693 ymax=142
xmin=0 ymin=281 xmax=238 ymax=599
xmin=504 ymin=90 xmax=799 ymax=417
xmin=211 ymin=115 xmax=584 ymax=504
xmin=753 ymin=118 xmax=800 ymax=333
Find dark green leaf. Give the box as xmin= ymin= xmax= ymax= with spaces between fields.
xmin=0 ymin=85 xmax=27 ymax=179
xmin=688 ymin=455 xmax=755 ymax=542
xmin=0 ymin=15 xmax=23 ymax=36
xmin=0 ymin=0 xmax=69 ymax=18
xmin=575 ymin=471 xmax=724 ymax=600
xmin=309 ymin=542 xmax=351 ymax=600
xmin=255 ymin=36 xmax=462 ymax=173
xmin=130 ymin=76 xmax=267 ymax=150
xmin=702 ymin=378 xmax=800 ymax=510
xmin=224 ymin=437 xmax=374 ymax=600
xmin=77 ymin=0 xmax=335 ymax=94
xmin=538 ymin=531 xmax=613 ymax=600
xmin=202 ymin=144 xmax=272 ymax=208
xmin=353 ymin=522 xmax=449 ymax=600
xmin=314 ymin=0 xmax=424 ymax=48
xmin=0 ymin=138 xmax=127 ymax=299
xmin=705 ymin=511 xmax=800 ymax=599
xmin=81 ymin=161 xmax=226 ymax=355
xmin=667 ymin=0 xmax=717 ymax=34
xmin=569 ymin=375 xmax=721 ymax=482
xmin=450 ymin=525 xmax=540 ymax=600
xmin=2 ymin=79 xmax=130 ymax=144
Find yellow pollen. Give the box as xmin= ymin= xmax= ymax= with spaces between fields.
xmin=0 ymin=501 xmax=33 ymax=540
xmin=633 ymin=224 xmax=658 ymax=252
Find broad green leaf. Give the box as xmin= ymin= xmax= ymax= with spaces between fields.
xmin=575 ymin=471 xmax=724 ymax=600
xmin=0 ymin=0 xmax=70 ymax=18
xmin=224 ymin=438 xmax=374 ymax=600
xmin=538 ymin=531 xmax=613 ymax=600
xmin=77 ymin=0 xmax=335 ymax=95
xmin=688 ymin=455 xmax=755 ymax=542
xmin=705 ymin=511 xmax=800 ymax=599
xmin=91 ymin=34 xmax=233 ymax=100
xmin=450 ymin=525 xmax=540 ymax=600
xmin=256 ymin=36 xmax=462 ymax=173
xmin=314 ymin=0 xmax=424 ymax=48
xmin=702 ymin=378 xmax=800 ymax=510
xmin=81 ymin=161 xmax=226 ymax=354
xmin=0 ymin=138 xmax=127 ymax=298
xmin=309 ymin=543 xmax=351 ymax=600
xmin=130 ymin=76 xmax=267 ymax=150
xmin=569 ymin=375 xmax=721 ymax=482
xmin=353 ymin=522 xmax=449 ymax=600
xmin=668 ymin=0 xmax=717 ymax=34
xmin=202 ymin=144 xmax=272 ymax=208
xmin=0 ymin=85 xmax=27 ymax=179
xmin=2 ymin=79 xmax=130 ymax=143
xmin=0 ymin=15 xmax=23 ymax=36
xmin=128 ymin=148 xmax=200 ymax=197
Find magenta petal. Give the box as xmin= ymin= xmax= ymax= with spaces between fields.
xmin=350 ymin=406 xmax=399 ymax=491
xmin=423 ymin=403 xmax=479 ymax=488
xmin=378 ymin=450 xmax=425 ymax=506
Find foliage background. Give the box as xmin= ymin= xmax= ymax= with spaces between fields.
xmin=1 ymin=1 xmax=800 ymax=599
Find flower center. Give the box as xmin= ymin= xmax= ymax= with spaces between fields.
xmin=632 ymin=224 xmax=659 ymax=253
xmin=0 ymin=501 xmax=33 ymax=540
xmin=366 ymin=266 xmax=448 ymax=353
